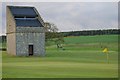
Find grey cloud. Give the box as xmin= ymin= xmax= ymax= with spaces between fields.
xmin=0 ymin=2 xmax=2 ymax=35
xmin=36 ymin=2 xmax=118 ymax=31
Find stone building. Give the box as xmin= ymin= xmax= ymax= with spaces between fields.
xmin=6 ymin=6 xmax=45 ymax=56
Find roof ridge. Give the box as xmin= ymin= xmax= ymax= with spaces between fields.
xmin=15 ymin=18 xmax=38 ymax=20
xmin=7 ymin=6 xmax=34 ymax=8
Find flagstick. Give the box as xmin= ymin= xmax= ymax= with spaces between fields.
xmin=106 ymin=53 xmax=109 ymax=64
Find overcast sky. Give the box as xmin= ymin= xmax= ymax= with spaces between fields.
xmin=0 ymin=2 xmax=118 ymax=35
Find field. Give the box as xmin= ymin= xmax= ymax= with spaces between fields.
xmin=2 ymin=35 xmax=118 ymax=78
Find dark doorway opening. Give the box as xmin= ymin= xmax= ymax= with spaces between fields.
xmin=29 ymin=45 xmax=33 ymax=56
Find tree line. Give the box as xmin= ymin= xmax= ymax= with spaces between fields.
xmin=62 ymin=29 xmax=120 ymax=37
xmin=0 ymin=35 xmax=6 ymax=43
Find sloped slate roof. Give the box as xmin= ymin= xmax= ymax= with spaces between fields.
xmin=15 ymin=19 xmax=43 ymax=27
xmin=9 ymin=6 xmax=37 ymax=17
xmin=8 ymin=6 xmax=44 ymax=27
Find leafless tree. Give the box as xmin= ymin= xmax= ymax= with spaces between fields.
xmin=45 ymin=22 xmax=64 ymax=49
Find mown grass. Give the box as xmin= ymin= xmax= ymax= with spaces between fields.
xmin=2 ymin=35 xmax=118 ymax=78
xmin=64 ymin=35 xmax=118 ymax=44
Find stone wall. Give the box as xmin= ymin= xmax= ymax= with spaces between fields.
xmin=6 ymin=6 xmax=16 ymax=33
xmin=16 ymin=32 xmax=45 ymax=56
xmin=16 ymin=27 xmax=45 ymax=33
xmin=7 ymin=33 xmax=16 ymax=55
xmin=6 ymin=6 xmax=16 ymax=55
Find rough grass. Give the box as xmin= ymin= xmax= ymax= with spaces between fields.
xmin=2 ymin=35 xmax=118 ymax=78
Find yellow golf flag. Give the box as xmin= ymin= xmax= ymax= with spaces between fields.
xmin=102 ymin=48 xmax=109 ymax=63
xmin=103 ymin=48 xmax=108 ymax=53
